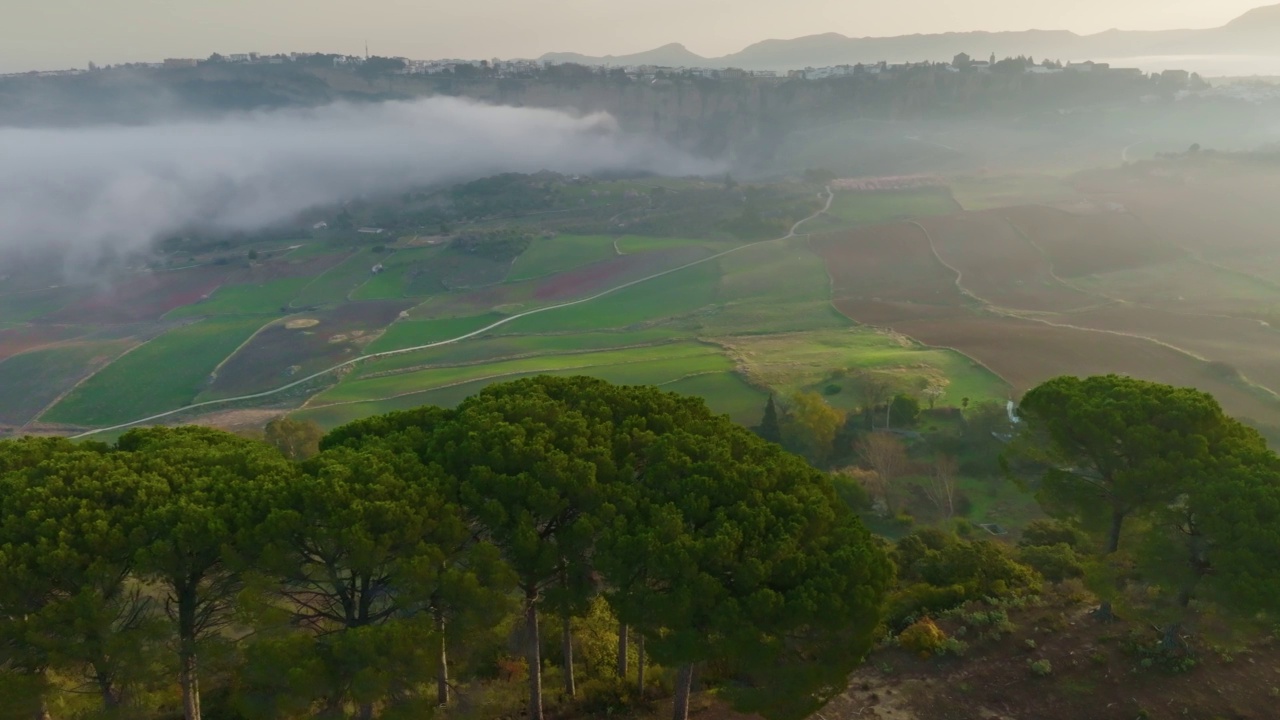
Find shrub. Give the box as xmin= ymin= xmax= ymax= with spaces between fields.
xmin=1019 ymin=543 xmax=1085 ymax=583
xmin=899 ymin=618 xmax=948 ymax=657
xmin=577 ymin=678 xmax=638 ymax=716
xmin=936 ymin=637 xmax=969 ymax=658
xmin=1019 ymin=520 xmax=1088 ymax=550
xmin=1029 ymin=659 xmax=1053 ymax=677
xmin=886 ymin=583 xmax=970 ymax=630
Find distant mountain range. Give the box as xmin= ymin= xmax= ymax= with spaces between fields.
xmin=540 ymin=4 xmax=1280 ymax=71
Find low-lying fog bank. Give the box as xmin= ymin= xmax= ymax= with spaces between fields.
xmin=0 ymin=97 xmax=716 ymax=267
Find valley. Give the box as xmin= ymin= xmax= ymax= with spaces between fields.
xmin=8 ymin=151 xmax=1280 ymax=446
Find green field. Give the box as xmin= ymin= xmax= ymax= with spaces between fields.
xmin=656 ymin=371 xmax=769 ymax=425
xmin=311 ymin=342 xmax=730 ymax=406
xmin=294 ymin=345 xmax=752 ymax=425
xmin=356 ymin=329 xmax=684 ymax=377
xmin=166 ymin=279 xmax=310 ymax=318
xmin=366 ymin=313 xmax=505 ymax=354
xmin=507 ymin=235 xmax=618 ymax=281
xmin=350 ymin=246 xmax=445 ymax=301
xmin=825 ymin=189 xmax=959 ymax=227
xmin=716 ymin=329 xmax=1010 ymax=411
xmin=292 ymin=249 xmax=380 ymax=307
xmin=0 ymin=341 xmax=134 ymax=425
xmin=672 ymin=235 xmax=850 ymax=336
xmin=44 ymin=317 xmax=270 ymax=426
xmin=502 ymin=260 xmax=721 ymax=333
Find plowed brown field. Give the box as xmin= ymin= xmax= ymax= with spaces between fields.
xmin=918 ymin=212 xmax=1096 ymax=312
xmin=813 ymin=223 xmax=970 ymax=325
xmin=891 ymin=315 xmax=1280 ymax=423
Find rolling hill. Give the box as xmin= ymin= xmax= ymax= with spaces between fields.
xmin=539 ymin=4 xmax=1280 ymax=70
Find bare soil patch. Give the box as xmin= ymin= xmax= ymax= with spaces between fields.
xmin=825 ymin=594 xmax=1280 ymax=720
xmin=208 ymin=300 xmax=412 ymax=397
xmin=814 ymin=223 xmax=970 ymax=324
xmin=891 ymin=314 xmax=1280 ymax=422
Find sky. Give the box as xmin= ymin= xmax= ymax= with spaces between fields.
xmin=0 ymin=0 xmax=1266 ymax=73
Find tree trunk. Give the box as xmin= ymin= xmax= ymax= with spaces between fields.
xmin=436 ymin=607 xmax=449 ymax=707
xmin=178 ymin=581 xmax=202 ymax=720
xmin=672 ymin=664 xmax=694 ymax=720
xmin=95 ymin=667 xmax=119 ymax=711
xmin=1105 ymin=508 xmax=1126 ymax=554
xmin=36 ymin=700 xmax=52 ymax=720
xmin=562 ymin=612 xmax=576 ymax=698
xmin=525 ymin=593 xmax=543 ymax=720
xmin=617 ymin=623 xmax=628 ymax=679
xmin=180 ymin=650 xmax=201 ymax=720
xmin=357 ymin=704 xmax=374 ymax=720
xmin=1161 ymin=622 xmax=1186 ymax=653
xmin=636 ymin=634 xmax=646 ymax=698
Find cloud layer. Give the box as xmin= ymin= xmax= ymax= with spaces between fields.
xmin=0 ymin=97 xmax=713 ymax=263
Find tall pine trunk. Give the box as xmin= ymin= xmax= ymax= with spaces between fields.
xmin=436 ymin=607 xmax=449 ymax=706
xmin=1105 ymin=508 xmax=1126 ymax=554
xmin=178 ymin=581 xmax=202 ymax=720
xmin=525 ymin=592 xmax=543 ymax=720
xmin=95 ymin=669 xmax=119 ymax=712
xmin=616 ymin=623 xmax=628 ymax=678
xmin=180 ymin=650 xmax=201 ymax=720
xmin=672 ymin=664 xmax=694 ymax=720
xmin=562 ymin=613 xmax=576 ymax=698
xmin=357 ymin=704 xmax=374 ymax=720
xmin=636 ymin=634 xmax=646 ymax=698
xmin=36 ymin=700 xmax=52 ymax=720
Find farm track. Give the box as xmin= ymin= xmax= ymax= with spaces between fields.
xmin=72 ymin=189 xmax=836 ymax=437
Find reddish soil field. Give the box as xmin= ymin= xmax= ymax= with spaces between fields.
xmin=207 ymin=300 xmax=413 ymax=397
xmin=997 ymin=206 xmax=1179 ymax=278
xmin=813 ymin=223 xmax=970 ymax=324
xmin=44 ymin=266 xmax=235 ymax=324
xmin=532 ymin=247 xmax=710 ymax=302
xmin=0 ymin=325 xmax=87 ymax=361
xmin=891 ymin=313 xmax=1280 ymax=423
xmin=918 ymin=213 xmax=1097 ymax=312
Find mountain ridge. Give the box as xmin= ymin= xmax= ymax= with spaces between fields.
xmin=538 ymin=4 xmax=1280 ymax=70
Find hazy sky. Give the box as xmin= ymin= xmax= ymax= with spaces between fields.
xmin=0 ymin=0 xmax=1265 ymax=72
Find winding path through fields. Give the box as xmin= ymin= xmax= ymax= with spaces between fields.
xmin=71 ymin=188 xmax=835 ymax=438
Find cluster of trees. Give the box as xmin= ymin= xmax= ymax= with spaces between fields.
xmin=1014 ymin=375 xmax=1280 ymax=640
xmin=858 ymin=374 xmax=1280 ymax=671
xmin=0 ymin=377 xmax=891 ymax=720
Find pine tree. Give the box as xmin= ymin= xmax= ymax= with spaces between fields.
xmin=758 ymin=395 xmax=782 ymax=444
